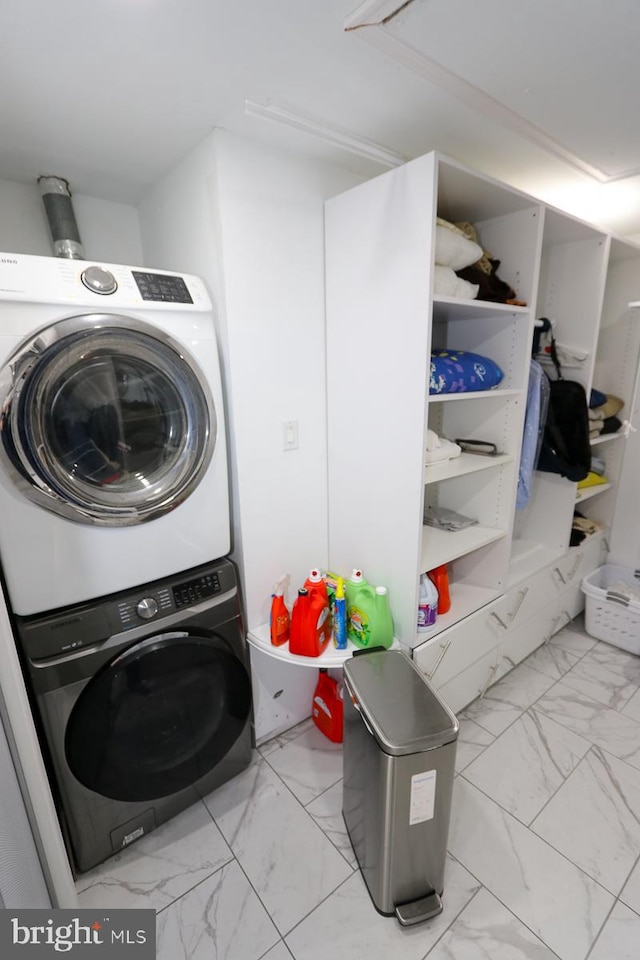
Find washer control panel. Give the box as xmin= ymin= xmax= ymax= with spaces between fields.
xmin=132 ymin=270 xmax=193 ymax=303
xmin=173 ymin=571 xmax=221 ymax=609
xmin=16 ymin=560 xmax=234 ymax=664
xmin=136 ymin=597 xmax=159 ymax=620
xmin=116 ymin=586 xmax=172 ymax=629
xmin=81 ymin=265 xmax=118 ymax=295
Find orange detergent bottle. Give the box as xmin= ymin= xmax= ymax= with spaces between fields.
xmin=428 ymin=564 xmax=451 ymax=615
xmin=312 ymin=669 xmax=343 ymax=743
xmin=289 ymin=569 xmax=332 ymax=657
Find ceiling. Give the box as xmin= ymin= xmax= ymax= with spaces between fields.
xmin=4 ymin=0 xmax=640 ymax=239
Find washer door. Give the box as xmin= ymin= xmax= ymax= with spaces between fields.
xmin=65 ymin=631 xmax=252 ymax=803
xmin=0 ymin=314 xmax=215 ymax=525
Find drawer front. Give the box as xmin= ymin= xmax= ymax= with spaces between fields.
xmin=437 ymin=648 xmax=499 ymax=715
xmin=413 ymin=601 xmax=502 ymax=689
xmin=490 ymin=566 xmax=552 ymax=633
xmin=549 ymin=535 xmax=607 ymax=593
xmin=496 ymin=592 xmax=582 ymax=681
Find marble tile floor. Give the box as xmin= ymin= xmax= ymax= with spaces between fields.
xmin=76 ymin=614 xmax=640 ymax=959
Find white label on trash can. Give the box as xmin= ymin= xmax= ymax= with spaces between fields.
xmin=409 ymin=770 xmax=436 ymax=825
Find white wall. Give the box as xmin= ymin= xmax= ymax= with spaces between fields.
xmin=0 ymin=178 xmax=143 ymax=264
xmin=138 ymin=129 xmax=364 ymax=739
xmin=138 ymin=129 xmax=364 ymax=628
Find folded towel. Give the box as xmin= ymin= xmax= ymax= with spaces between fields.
xmin=596 ymin=395 xmax=624 ymax=419
xmin=577 ymin=471 xmax=609 ymax=490
xmin=425 ymin=429 xmax=462 ymax=465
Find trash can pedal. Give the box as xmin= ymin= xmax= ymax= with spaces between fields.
xmin=395 ymin=892 xmax=443 ymax=926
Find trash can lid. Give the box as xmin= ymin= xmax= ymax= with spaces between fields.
xmin=343 ymin=649 xmax=458 ymax=756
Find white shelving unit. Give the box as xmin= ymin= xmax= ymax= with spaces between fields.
xmin=325 ymin=150 xmax=640 ymax=714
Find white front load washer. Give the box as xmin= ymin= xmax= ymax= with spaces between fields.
xmin=0 ymin=253 xmax=230 ymax=616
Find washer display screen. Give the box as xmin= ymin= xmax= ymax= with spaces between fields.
xmin=132 ymin=271 xmax=193 ymax=303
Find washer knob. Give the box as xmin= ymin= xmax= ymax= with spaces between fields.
xmin=81 ymin=265 xmax=118 ymax=295
xmin=136 ymin=597 xmax=158 ymax=620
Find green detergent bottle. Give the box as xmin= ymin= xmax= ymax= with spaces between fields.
xmin=370 ymin=585 xmax=394 ymax=649
xmin=345 ymin=570 xmax=393 ymax=649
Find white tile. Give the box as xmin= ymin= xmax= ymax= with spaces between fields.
xmin=305 ymin=780 xmax=357 ymax=868
xmin=265 ymin=725 xmax=343 ymax=805
xmin=454 ymin=719 xmax=495 ymax=773
xmin=461 ymin=664 xmax=555 ymax=736
xmin=563 ymin=613 xmax=587 ymax=634
xmin=534 ymin=682 xmax=640 ymax=772
xmin=620 ymin=858 xmax=640 ymax=914
xmin=259 ymin=719 xmax=315 ymax=758
xmin=550 ymin=620 xmax=596 ymax=654
xmin=449 ymin=777 xmax=613 ymax=960
xmin=561 ymin=645 xmax=640 ymax=711
xmin=589 ymin=901 xmax=640 ymax=960
xmin=285 ymin=855 xmax=480 ymax=960
xmin=464 ymin=709 xmax=590 ymax=824
xmin=261 ymin=943 xmax=294 ymax=960
xmin=427 ymin=887 xmax=560 ymax=959
xmin=76 ymin=800 xmax=232 ymax=911
xmin=589 ymin=641 xmax=640 ymax=675
xmin=524 ymin=643 xmax=580 ymax=682
xmin=532 ymin=746 xmax=640 ymax=894
xmin=203 ymin=758 xmax=351 ymax=935
xmin=156 ymin=860 xmax=279 ymax=960
xmin=622 ymin=686 xmax=640 ymax=722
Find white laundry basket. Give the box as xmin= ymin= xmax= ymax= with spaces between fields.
xmin=581 ymin=564 xmax=640 ymax=653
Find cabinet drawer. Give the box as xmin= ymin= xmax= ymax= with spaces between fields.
xmin=496 ymin=592 xmax=582 ymax=681
xmin=413 ymin=601 xmax=502 ymax=689
xmin=490 ymin=567 xmax=552 ymax=633
xmin=548 ymin=536 xmax=606 ymax=593
xmin=437 ymin=648 xmax=499 ymax=715
xmin=496 ymin=606 xmax=556 ymax=680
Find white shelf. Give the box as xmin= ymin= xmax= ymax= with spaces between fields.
xmin=591 ymin=431 xmax=624 ymax=447
xmin=429 ymin=388 xmax=522 ymax=403
xmin=424 ymin=451 xmax=513 ymax=485
xmin=247 ymin=622 xmax=400 ymax=667
xmin=433 ymin=296 xmax=530 ymax=322
xmin=404 ymin=582 xmax=501 ymax=649
xmin=575 ymin=481 xmax=613 ymax=503
xmin=421 ymin=523 xmax=506 ymax=571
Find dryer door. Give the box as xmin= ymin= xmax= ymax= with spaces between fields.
xmin=0 ymin=313 xmax=216 ymax=525
xmin=64 ymin=631 xmax=252 ymax=802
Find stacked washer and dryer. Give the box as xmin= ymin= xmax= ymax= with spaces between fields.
xmin=0 ymin=253 xmax=253 ymax=873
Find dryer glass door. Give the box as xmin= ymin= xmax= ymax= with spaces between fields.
xmin=65 ymin=632 xmax=252 ymax=802
xmin=0 ymin=314 xmax=216 ymax=525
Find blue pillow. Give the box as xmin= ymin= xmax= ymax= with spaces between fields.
xmin=430 ymin=350 xmax=504 ymax=394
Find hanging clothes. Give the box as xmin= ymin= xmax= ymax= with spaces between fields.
xmin=517 ymin=359 xmax=549 ymax=510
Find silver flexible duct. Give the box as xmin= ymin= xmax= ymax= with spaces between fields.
xmin=37 ymin=176 xmax=84 ymax=260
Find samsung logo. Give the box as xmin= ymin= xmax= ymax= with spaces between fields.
xmin=0 ymin=258 xmax=17 ymax=264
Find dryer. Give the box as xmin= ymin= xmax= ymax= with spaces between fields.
xmin=0 ymin=253 xmax=230 ymax=616
xmin=14 ymin=557 xmax=252 ymax=874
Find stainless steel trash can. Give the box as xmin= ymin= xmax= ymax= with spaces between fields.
xmin=342 ymin=649 xmax=458 ymax=926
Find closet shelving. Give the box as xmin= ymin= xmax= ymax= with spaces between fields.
xmin=325 ymin=149 xmax=640 ymax=711
xmin=325 ymin=151 xmax=540 ymax=648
